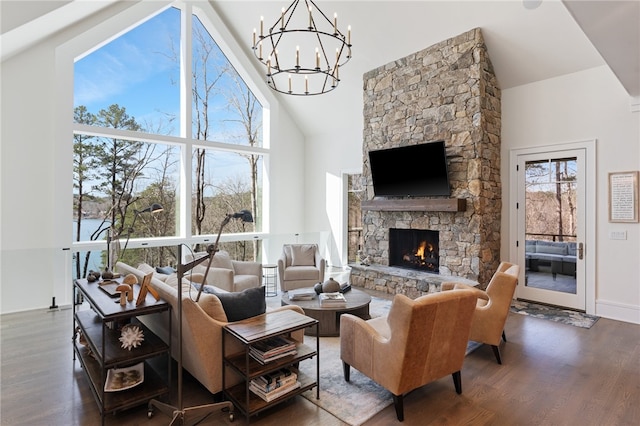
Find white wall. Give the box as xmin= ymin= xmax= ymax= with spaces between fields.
xmin=501 ymin=66 xmax=640 ymax=324
xmin=305 ymin=122 xmax=364 ymax=268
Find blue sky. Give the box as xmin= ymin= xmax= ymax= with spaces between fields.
xmin=74 ymin=7 xmax=181 ymax=134
xmin=72 ymin=6 xmax=263 ymax=199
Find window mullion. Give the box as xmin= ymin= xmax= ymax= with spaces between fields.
xmin=180 ymin=2 xmax=193 ymax=241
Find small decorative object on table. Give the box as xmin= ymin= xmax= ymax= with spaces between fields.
xmin=321 ymin=278 xmax=341 ymax=293
xmin=105 ymin=362 xmax=144 ymax=392
xmin=123 ymin=273 xmax=138 ymax=286
xmin=116 ymin=284 xmax=133 ymax=306
xmin=119 ymin=324 xmax=145 ymax=350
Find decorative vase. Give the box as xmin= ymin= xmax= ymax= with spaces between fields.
xmin=314 ymin=282 xmax=323 ymax=294
xmin=102 ymin=269 xmax=114 ymax=280
xmin=321 ymin=278 xmax=340 ymax=293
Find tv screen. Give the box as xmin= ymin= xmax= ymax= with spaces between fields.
xmin=369 ymin=141 xmax=451 ymax=197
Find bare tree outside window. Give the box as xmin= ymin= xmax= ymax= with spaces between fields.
xmin=72 ymin=6 xmax=265 ymax=277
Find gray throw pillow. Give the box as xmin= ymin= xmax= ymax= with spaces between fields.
xmin=195 ymin=285 xmax=266 ymax=322
xmin=156 ymin=266 xmax=176 ymax=275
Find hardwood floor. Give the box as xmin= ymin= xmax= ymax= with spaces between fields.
xmin=1 ymin=290 xmax=638 ymax=425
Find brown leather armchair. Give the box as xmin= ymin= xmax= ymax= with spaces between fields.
xmin=441 ymin=261 xmax=520 ymax=364
xmin=340 ymin=290 xmax=478 ymax=421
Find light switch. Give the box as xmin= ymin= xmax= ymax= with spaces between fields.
xmin=609 ymin=230 xmax=627 ymax=240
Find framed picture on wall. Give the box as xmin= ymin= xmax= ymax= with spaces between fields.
xmin=608 ymin=171 xmax=639 ymax=223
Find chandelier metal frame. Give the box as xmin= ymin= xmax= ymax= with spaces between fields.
xmin=252 ymin=0 xmax=352 ymax=96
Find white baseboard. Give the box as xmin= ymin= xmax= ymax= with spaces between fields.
xmin=596 ymin=299 xmax=640 ymax=324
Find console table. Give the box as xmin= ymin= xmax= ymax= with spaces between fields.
xmin=72 ymin=278 xmax=171 ymax=425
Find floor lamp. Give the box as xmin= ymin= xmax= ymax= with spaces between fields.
xmin=148 ymin=210 xmax=254 ymax=425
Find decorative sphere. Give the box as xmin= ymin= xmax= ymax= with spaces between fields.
xmin=87 ymin=273 xmax=97 ymax=282
xmin=321 ymin=278 xmax=340 ymax=293
xmin=314 ymin=282 xmax=323 ymax=294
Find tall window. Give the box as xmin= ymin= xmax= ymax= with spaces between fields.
xmin=72 ymin=3 xmax=265 ymax=278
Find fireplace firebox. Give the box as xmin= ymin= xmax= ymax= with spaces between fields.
xmin=389 ymin=228 xmax=439 ymax=273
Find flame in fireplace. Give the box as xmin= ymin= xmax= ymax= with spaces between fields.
xmin=415 ymin=241 xmax=433 ymax=260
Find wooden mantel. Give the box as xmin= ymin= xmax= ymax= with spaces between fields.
xmin=361 ymin=198 xmax=467 ymax=212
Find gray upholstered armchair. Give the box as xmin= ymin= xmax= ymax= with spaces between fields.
xmin=277 ymin=244 xmax=325 ymax=292
xmin=340 ymin=290 xmax=478 ymax=421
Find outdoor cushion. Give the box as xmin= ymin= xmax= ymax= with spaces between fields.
xmin=535 ymin=241 xmax=568 ymax=255
xmin=209 ymin=250 xmax=234 ymax=270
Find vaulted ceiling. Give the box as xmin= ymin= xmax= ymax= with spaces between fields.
xmin=2 ymin=1 xmax=637 ymax=136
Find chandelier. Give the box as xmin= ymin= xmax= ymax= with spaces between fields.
xmin=252 ymin=0 xmax=352 ymax=96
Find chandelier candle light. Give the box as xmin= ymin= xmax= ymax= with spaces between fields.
xmin=252 ymin=0 xmax=352 ymax=95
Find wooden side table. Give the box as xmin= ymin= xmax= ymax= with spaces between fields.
xmin=262 ymin=264 xmax=278 ymax=297
xmin=222 ymin=309 xmax=319 ymax=423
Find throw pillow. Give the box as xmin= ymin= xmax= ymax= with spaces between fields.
xmin=210 ymin=250 xmax=234 ymax=270
xmin=291 ymin=244 xmax=315 ymax=266
xmin=156 ymin=266 xmax=176 ymax=275
xmin=137 ymin=263 xmax=156 ymax=275
xmin=164 ymin=273 xmax=193 ymax=293
xmin=202 ymin=286 xmax=266 ymax=322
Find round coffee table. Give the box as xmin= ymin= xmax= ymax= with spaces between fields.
xmin=281 ymin=288 xmax=372 ymax=336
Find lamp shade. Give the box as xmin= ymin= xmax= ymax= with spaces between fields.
xmin=139 ymin=203 xmax=164 ymax=214
xmin=232 ymin=209 xmax=254 ymax=223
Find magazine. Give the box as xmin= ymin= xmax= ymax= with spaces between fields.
xmin=249 ymin=336 xmax=298 ymax=364
xmin=249 ymin=380 xmax=300 ymax=402
xmin=251 ymin=368 xmax=298 ymax=393
xmin=249 ymin=348 xmax=298 ymax=364
xmin=288 ymin=288 xmax=316 ymax=300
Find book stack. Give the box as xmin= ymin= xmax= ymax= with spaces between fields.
xmin=249 ymin=368 xmax=300 ymax=402
xmin=288 ymin=288 xmax=316 ymax=301
xmin=249 ymin=335 xmax=297 ymax=364
xmin=339 ymin=282 xmax=352 ymax=293
xmin=319 ymin=292 xmax=347 ymax=307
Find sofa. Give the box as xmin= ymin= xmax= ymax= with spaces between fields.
xmin=525 ymin=240 xmax=577 ymax=279
xmin=187 ymin=250 xmax=262 ymax=292
xmin=114 ymin=262 xmax=304 ymax=395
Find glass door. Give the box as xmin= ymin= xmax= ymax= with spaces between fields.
xmin=515 ymin=149 xmax=586 ymax=310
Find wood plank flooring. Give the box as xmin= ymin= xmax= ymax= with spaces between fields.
xmin=1 ymin=289 xmax=638 ymax=425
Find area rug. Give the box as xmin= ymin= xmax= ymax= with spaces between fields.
xmin=298 ymin=296 xmax=481 ymax=426
xmin=510 ymin=300 xmax=599 ymax=328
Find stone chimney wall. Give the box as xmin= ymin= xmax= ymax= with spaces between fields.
xmin=361 ymin=28 xmax=501 ymax=286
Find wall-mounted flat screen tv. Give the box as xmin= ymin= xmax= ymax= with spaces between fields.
xmin=369 ymin=141 xmax=451 ymax=197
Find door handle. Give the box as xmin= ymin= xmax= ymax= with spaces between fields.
xmin=578 ymin=242 xmax=584 ymax=260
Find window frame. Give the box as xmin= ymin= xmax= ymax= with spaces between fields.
xmin=69 ymin=1 xmax=271 ymax=263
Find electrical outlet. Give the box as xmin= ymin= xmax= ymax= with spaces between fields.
xmin=609 ymin=230 xmax=627 ymax=240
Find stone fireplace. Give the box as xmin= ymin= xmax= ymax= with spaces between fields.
xmin=389 ymin=228 xmax=440 ymax=272
xmin=350 ymin=28 xmax=502 ymax=297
